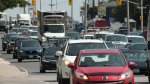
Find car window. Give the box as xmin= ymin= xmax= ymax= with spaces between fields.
xmin=127 ymin=37 xmax=145 ymax=43
xmin=66 ymin=43 xmax=107 ymax=56
xmin=67 ymin=33 xmax=80 ymax=38
xmin=123 ymin=52 xmax=147 ymax=59
xmin=78 ymin=53 xmax=126 ymax=66
xmin=105 ymin=42 xmax=115 ymax=48
xmin=131 ymin=44 xmax=147 ymax=50
xmin=30 ymin=32 xmax=38 ymax=36
xmin=45 ymin=48 xmax=61 ymax=56
xmin=94 ymin=34 xmax=106 ymax=40
xmin=22 ymin=41 xmax=41 ymax=47
xmin=106 ymin=35 xmax=127 ymax=42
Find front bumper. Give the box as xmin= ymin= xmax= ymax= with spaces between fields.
xmin=19 ymin=52 xmax=42 ymax=59
xmin=2 ymin=42 xmax=7 ymax=48
xmin=42 ymin=61 xmax=56 ymax=70
xmin=8 ymin=45 xmax=14 ymax=51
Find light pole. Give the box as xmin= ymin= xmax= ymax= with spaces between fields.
xmin=127 ymin=0 xmax=130 ymax=35
xmin=84 ymin=0 xmax=87 ymax=34
xmin=51 ymin=0 xmax=52 ymax=10
xmin=40 ymin=0 xmax=41 ymax=10
xmin=141 ymin=0 xmax=143 ymax=31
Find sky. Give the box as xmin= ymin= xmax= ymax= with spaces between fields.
xmin=3 ymin=0 xmax=86 ymax=22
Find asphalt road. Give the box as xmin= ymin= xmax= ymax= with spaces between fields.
xmin=0 ymin=31 xmax=149 ymax=84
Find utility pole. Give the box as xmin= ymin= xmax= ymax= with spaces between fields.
xmin=28 ymin=0 xmax=30 ymax=14
xmin=24 ymin=0 xmax=26 ymax=14
xmin=141 ymin=0 xmax=143 ymax=31
xmin=51 ymin=0 xmax=52 ymax=10
xmin=71 ymin=0 xmax=73 ymax=27
xmin=127 ymin=0 xmax=130 ymax=35
xmin=84 ymin=0 xmax=87 ymax=34
xmin=40 ymin=0 xmax=41 ymax=10
xmin=56 ymin=0 xmax=57 ymax=10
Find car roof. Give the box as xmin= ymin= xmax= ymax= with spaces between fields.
xmin=6 ymin=33 xmax=18 ymax=35
xmin=30 ymin=31 xmax=38 ymax=32
xmin=84 ymin=34 xmax=93 ymax=36
xmin=10 ymin=35 xmax=24 ymax=38
xmin=106 ymin=34 xmax=125 ymax=36
xmin=16 ymin=37 xmax=31 ymax=39
xmin=44 ymin=47 xmax=62 ymax=49
xmin=81 ymin=49 xmax=120 ymax=54
xmin=23 ymin=31 xmax=30 ymax=32
xmin=126 ymin=35 xmax=144 ymax=38
xmin=21 ymin=39 xmax=38 ymax=42
xmin=126 ymin=43 xmax=147 ymax=45
xmin=68 ymin=39 xmax=104 ymax=44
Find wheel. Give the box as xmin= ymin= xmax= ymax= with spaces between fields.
xmin=58 ymin=72 xmax=61 ymax=84
xmin=18 ymin=58 xmax=22 ymax=62
xmin=7 ymin=49 xmax=11 ymax=54
xmin=13 ymin=53 xmax=17 ymax=59
xmin=148 ymin=63 xmax=150 ymax=83
xmin=40 ymin=69 xmax=45 ymax=73
xmin=2 ymin=47 xmax=5 ymax=51
xmin=39 ymin=61 xmax=45 ymax=73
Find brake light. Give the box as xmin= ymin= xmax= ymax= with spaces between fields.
xmin=86 ymin=33 xmax=89 ymax=34
xmin=81 ymin=33 xmax=83 ymax=35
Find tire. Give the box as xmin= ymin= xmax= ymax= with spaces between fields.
xmin=39 ymin=61 xmax=45 ymax=73
xmin=40 ymin=69 xmax=45 ymax=73
xmin=18 ymin=58 xmax=22 ymax=62
xmin=60 ymin=74 xmax=67 ymax=84
xmin=58 ymin=73 xmax=61 ymax=84
xmin=2 ymin=47 xmax=5 ymax=51
xmin=57 ymin=71 xmax=59 ymax=81
xmin=7 ymin=49 xmax=11 ymax=54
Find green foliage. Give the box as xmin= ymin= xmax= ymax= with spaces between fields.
xmin=0 ymin=0 xmax=30 ymax=12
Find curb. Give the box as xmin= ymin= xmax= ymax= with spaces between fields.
xmin=10 ymin=64 xmax=28 ymax=77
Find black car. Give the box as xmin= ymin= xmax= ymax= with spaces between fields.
xmin=1 ymin=33 xmax=18 ymax=51
xmin=122 ymin=50 xmax=147 ymax=75
xmin=125 ymin=43 xmax=147 ymax=51
xmin=17 ymin=39 xmax=42 ymax=62
xmin=66 ymin=32 xmax=80 ymax=39
xmin=39 ymin=47 xmax=61 ymax=73
xmin=13 ymin=37 xmax=32 ymax=59
xmin=7 ymin=35 xmax=23 ymax=54
xmin=0 ymin=21 xmax=8 ymax=33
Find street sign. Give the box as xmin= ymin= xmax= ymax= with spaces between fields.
xmin=80 ymin=11 xmax=85 ymax=16
xmin=29 ymin=8 xmax=33 ymax=10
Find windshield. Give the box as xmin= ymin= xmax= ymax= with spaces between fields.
xmin=58 ymin=38 xmax=69 ymax=44
xmin=127 ymin=37 xmax=145 ymax=43
xmin=18 ymin=29 xmax=29 ymax=32
xmin=5 ymin=34 xmax=17 ymax=39
xmin=78 ymin=53 xmax=126 ymax=67
xmin=44 ymin=25 xmax=64 ymax=33
xmin=87 ymin=30 xmax=96 ymax=32
xmin=16 ymin=39 xmax=31 ymax=46
xmin=19 ymin=20 xmax=29 ymax=23
xmin=105 ymin=42 xmax=115 ymax=48
xmin=106 ymin=35 xmax=127 ymax=42
xmin=66 ymin=43 xmax=106 ymax=56
xmin=11 ymin=29 xmax=18 ymax=32
xmin=29 ymin=27 xmax=37 ymax=30
xmin=30 ymin=32 xmax=38 ymax=36
xmin=11 ymin=21 xmax=16 ymax=24
xmin=22 ymin=32 xmax=30 ymax=35
xmin=67 ymin=33 xmax=80 ymax=38
xmin=84 ymin=36 xmax=93 ymax=39
xmin=0 ymin=21 xmax=6 ymax=26
xmin=94 ymin=34 xmax=106 ymax=40
xmin=10 ymin=37 xmax=17 ymax=41
xmin=123 ymin=52 xmax=147 ymax=59
xmin=44 ymin=48 xmax=61 ymax=55
xmin=22 ymin=41 xmax=41 ymax=47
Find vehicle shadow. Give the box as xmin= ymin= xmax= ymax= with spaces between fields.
xmin=134 ymin=82 xmax=149 ymax=84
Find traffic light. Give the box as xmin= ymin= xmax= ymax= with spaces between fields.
xmin=34 ymin=10 xmax=37 ymax=15
xmin=140 ymin=16 xmax=143 ymax=20
xmin=68 ymin=0 xmax=72 ymax=6
xmin=81 ymin=6 xmax=84 ymax=11
xmin=32 ymin=0 xmax=36 ymax=6
xmin=117 ymin=0 xmax=122 ymax=5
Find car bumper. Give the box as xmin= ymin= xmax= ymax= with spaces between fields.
xmin=8 ymin=45 xmax=14 ymax=50
xmin=42 ymin=61 xmax=56 ymax=70
xmin=19 ymin=54 xmax=41 ymax=59
xmin=130 ymin=65 xmax=148 ymax=73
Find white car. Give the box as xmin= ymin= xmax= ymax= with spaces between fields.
xmin=105 ymin=34 xmax=128 ymax=48
xmin=94 ymin=31 xmax=114 ymax=40
xmin=29 ymin=31 xmax=38 ymax=39
xmin=126 ymin=35 xmax=146 ymax=43
xmin=55 ymin=39 xmax=108 ymax=84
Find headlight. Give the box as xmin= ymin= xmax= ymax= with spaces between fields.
xmin=75 ymin=72 xmax=88 ymax=80
xmin=3 ymin=41 xmax=7 ymax=43
xmin=120 ymin=71 xmax=132 ymax=80
xmin=20 ymin=50 xmax=23 ymax=52
xmin=9 ymin=43 xmax=10 ymax=45
xmin=37 ymin=50 xmax=42 ymax=52
xmin=42 ymin=58 xmax=49 ymax=62
xmin=63 ymin=59 xmax=70 ymax=66
xmin=15 ymin=47 xmax=18 ymax=50
xmin=5 ymin=26 xmax=7 ymax=28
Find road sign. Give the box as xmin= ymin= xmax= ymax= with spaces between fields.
xmin=29 ymin=8 xmax=33 ymax=10
xmin=80 ymin=11 xmax=85 ymax=16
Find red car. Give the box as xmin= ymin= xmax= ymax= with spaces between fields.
xmin=22 ymin=31 xmax=30 ymax=37
xmin=68 ymin=49 xmax=135 ymax=84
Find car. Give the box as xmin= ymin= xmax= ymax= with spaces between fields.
xmin=39 ymin=47 xmax=62 ymax=73
xmin=122 ymin=50 xmax=147 ymax=75
xmin=7 ymin=35 xmax=23 ymax=54
xmin=55 ymin=39 xmax=108 ymax=84
xmin=93 ymin=31 xmax=114 ymax=40
xmin=10 ymin=28 xmax=19 ymax=33
xmin=132 ymin=30 xmax=143 ymax=36
xmin=83 ymin=34 xmax=94 ymax=39
xmin=130 ymin=32 xmax=140 ymax=36
xmin=126 ymin=35 xmax=146 ymax=43
xmin=66 ymin=32 xmax=80 ymax=39
xmin=105 ymin=34 xmax=129 ymax=48
xmin=22 ymin=31 xmax=30 ymax=37
xmin=13 ymin=37 xmax=32 ymax=59
xmin=104 ymin=41 xmax=116 ymax=48
xmin=68 ymin=28 xmax=74 ymax=32
xmin=17 ymin=39 xmax=42 ymax=62
xmin=29 ymin=31 xmax=38 ymax=39
xmin=125 ymin=43 xmax=147 ymax=51
xmin=1 ymin=33 xmax=18 ymax=51
xmin=56 ymin=37 xmax=71 ymax=47
xmin=17 ymin=28 xmax=29 ymax=35
xmin=0 ymin=21 xmax=8 ymax=33
xmin=28 ymin=26 xmax=38 ymax=31
xmin=67 ymin=49 xmax=135 ymax=84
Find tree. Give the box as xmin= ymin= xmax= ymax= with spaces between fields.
xmin=0 ymin=0 xmax=30 ymax=12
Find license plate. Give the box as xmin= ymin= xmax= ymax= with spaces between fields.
xmin=29 ymin=55 xmax=33 ymax=58
xmin=133 ymin=69 xmax=139 ymax=73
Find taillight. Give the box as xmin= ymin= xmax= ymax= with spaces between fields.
xmin=81 ymin=33 xmax=83 ymax=35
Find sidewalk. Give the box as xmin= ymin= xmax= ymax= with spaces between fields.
xmin=0 ymin=55 xmax=27 ymax=78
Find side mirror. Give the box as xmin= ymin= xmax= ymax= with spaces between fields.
xmin=68 ymin=63 xmax=75 ymax=68
xmin=1 ymin=37 xmax=3 ymax=39
xmin=129 ymin=62 xmax=136 ymax=66
xmin=55 ymin=51 xmax=62 ymax=57
xmin=128 ymin=39 xmax=132 ymax=43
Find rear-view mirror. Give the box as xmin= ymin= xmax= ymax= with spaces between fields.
xmin=55 ymin=51 xmax=62 ymax=57
xmin=129 ymin=62 xmax=136 ymax=66
xmin=68 ymin=63 xmax=75 ymax=68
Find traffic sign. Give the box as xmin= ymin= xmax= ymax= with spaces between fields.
xmin=29 ymin=8 xmax=33 ymax=10
xmin=80 ymin=11 xmax=85 ymax=16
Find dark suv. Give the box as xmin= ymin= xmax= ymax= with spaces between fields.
xmin=13 ymin=37 xmax=32 ymax=59
xmin=17 ymin=39 xmax=42 ymax=62
xmin=1 ymin=33 xmax=18 ymax=51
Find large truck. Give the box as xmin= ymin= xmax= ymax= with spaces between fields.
xmin=0 ymin=13 xmax=8 ymax=33
xmin=9 ymin=16 xmax=17 ymax=30
xmin=37 ymin=10 xmax=68 ymax=45
xmin=16 ymin=14 xmax=30 ymax=28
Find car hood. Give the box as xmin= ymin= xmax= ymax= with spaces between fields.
xmin=21 ymin=47 xmax=42 ymax=51
xmin=30 ymin=36 xmax=37 ymax=38
xmin=78 ymin=66 xmax=130 ymax=74
xmin=44 ymin=33 xmax=65 ymax=37
xmin=127 ymin=59 xmax=147 ymax=65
